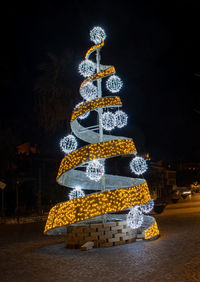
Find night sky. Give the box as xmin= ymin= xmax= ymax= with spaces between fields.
xmin=1 ymin=1 xmax=200 ymax=161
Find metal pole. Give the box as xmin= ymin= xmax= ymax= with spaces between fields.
xmin=96 ymin=48 xmax=106 ymax=223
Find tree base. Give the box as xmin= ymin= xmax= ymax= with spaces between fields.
xmin=66 ymin=217 xmax=159 ymax=249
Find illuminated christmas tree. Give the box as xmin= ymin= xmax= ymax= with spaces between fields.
xmin=44 ymin=27 xmax=159 ymax=243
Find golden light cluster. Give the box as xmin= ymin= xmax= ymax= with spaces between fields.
xmin=85 ymin=41 xmax=104 ymax=59
xmin=71 ymin=96 xmax=122 ymax=121
xmin=44 ymin=30 xmax=160 ymax=242
xmin=80 ymin=66 xmax=115 ymax=89
xmin=144 ymin=220 xmax=160 ymax=239
xmin=57 ymin=139 xmax=136 ymax=180
xmin=44 ymin=182 xmax=151 ymax=234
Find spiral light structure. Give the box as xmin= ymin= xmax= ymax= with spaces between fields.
xmin=44 ymin=27 xmax=159 ymax=240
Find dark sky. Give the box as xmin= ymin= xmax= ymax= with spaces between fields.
xmin=1 ymin=1 xmax=200 ymax=161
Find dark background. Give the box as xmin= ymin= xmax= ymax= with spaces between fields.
xmin=1 ymin=1 xmax=200 ymax=161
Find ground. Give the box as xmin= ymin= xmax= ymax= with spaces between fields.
xmin=1 ymin=194 xmax=200 ymax=282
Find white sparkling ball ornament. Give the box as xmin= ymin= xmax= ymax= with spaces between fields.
xmin=86 ymin=160 xmax=104 ymax=182
xmin=106 ymin=75 xmax=123 ymax=93
xmin=60 ymin=135 xmax=77 ymax=154
xmin=80 ymin=82 xmax=98 ymax=101
xmin=90 ymin=26 xmax=106 ymax=44
xmin=101 ymin=111 xmax=116 ymax=131
xmin=75 ymin=101 xmax=90 ymax=120
xmin=130 ymin=156 xmax=148 ymax=175
xmin=69 ymin=186 xmax=85 ymax=200
xmin=115 ymin=110 xmax=128 ymax=128
xmin=140 ymin=199 xmax=154 ymax=214
xmin=78 ymin=60 xmax=95 ymax=77
xmin=127 ymin=205 xmax=144 ymax=229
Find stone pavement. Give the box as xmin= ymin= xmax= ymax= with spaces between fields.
xmin=1 ymin=194 xmax=200 ymax=281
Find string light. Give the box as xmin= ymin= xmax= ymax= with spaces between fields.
xmin=90 ymin=26 xmax=106 ymax=44
xmin=78 ymin=60 xmax=96 ymax=77
xmin=80 ymin=66 xmax=115 ymax=90
xmin=69 ymin=186 xmax=85 ymax=200
xmin=71 ymin=96 xmax=122 ymax=122
xmin=86 ymin=160 xmax=104 ymax=182
xmin=57 ymin=139 xmax=136 ymax=180
xmin=80 ymin=82 xmax=98 ymax=101
xmin=106 ymin=75 xmax=123 ymax=93
xmin=44 ymin=182 xmax=151 ymax=233
xmin=130 ymin=156 xmax=148 ymax=175
xmin=101 ymin=111 xmax=116 ymax=131
xmin=44 ymin=26 xmax=160 ymax=241
xmin=75 ymin=102 xmax=90 ymax=119
xmin=115 ymin=110 xmax=128 ymax=128
xmin=127 ymin=205 xmax=143 ymax=229
xmin=59 ymin=135 xmax=77 ymax=154
xmin=140 ymin=199 xmax=154 ymax=214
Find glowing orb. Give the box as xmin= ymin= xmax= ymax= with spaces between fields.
xmin=69 ymin=186 xmax=85 ymax=200
xmin=106 ymin=75 xmax=123 ymax=93
xmin=60 ymin=135 xmax=77 ymax=154
xmin=86 ymin=160 xmax=104 ymax=182
xmin=130 ymin=156 xmax=148 ymax=175
xmin=140 ymin=199 xmax=154 ymax=214
xmin=101 ymin=111 xmax=116 ymax=131
xmin=78 ymin=60 xmax=95 ymax=77
xmin=127 ymin=205 xmax=143 ymax=229
xmin=80 ymin=82 xmax=98 ymax=101
xmin=90 ymin=26 xmax=106 ymax=44
xmin=114 ymin=110 xmax=128 ymax=128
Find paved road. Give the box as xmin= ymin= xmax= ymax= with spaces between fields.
xmin=1 ymin=194 xmax=200 ymax=281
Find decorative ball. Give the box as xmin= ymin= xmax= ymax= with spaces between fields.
xmin=75 ymin=101 xmax=90 ymax=120
xmin=106 ymin=75 xmax=123 ymax=93
xmin=90 ymin=26 xmax=106 ymax=44
xmin=127 ymin=205 xmax=144 ymax=229
xmin=140 ymin=199 xmax=154 ymax=214
xmin=130 ymin=156 xmax=148 ymax=175
xmin=114 ymin=110 xmax=128 ymax=128
xmin=101 ymin=111 xmax=116 ymax=131
xmin=60 ymin=135 xmax=77 ymax=154
xmin=86 ymin=160 xmax=104 ymax=182
xmin=78 ymin=60 xmax=95 ymax=77
xmin=69 ymin=186 xmax=85 ymax=200
xmin=80 ymin=82 xmax=98 ymax=101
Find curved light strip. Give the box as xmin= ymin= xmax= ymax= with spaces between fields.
xmin=57 ymin=139 xmax=136 ymax=180
xmin=71 ymin=96 xmax=122 ymax=122
xmin=44 ymin=182 xmax=150 ymax=234
xmin=85 ymin=40 xmax=104 ymax=59
xmin=80 ymin=66 xmax=115 ymax=90
xmin=144 ymin=218 xmax=160 ymax=240
xmin=44 ymin=33 xmax=159 ymax=240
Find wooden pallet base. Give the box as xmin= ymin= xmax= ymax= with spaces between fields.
xmin=66 ymin=220 xmax=139 ymax=250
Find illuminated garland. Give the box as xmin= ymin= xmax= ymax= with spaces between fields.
xmin=80 ymin=66 xmax=115 ymax=90
xmin=44 ymin=182 xmax=150 ymax=234
xmin=144 ymin=219 xmax=159 ymax=240
xmin=85 ymin=41 xmax=104 ymax=59
xmin=57 ymin=139 xmax=136 ymax=180
xmin=71 ymin=96 xmax=122 ymax=122
xmin=44 ymin=26 xmax=159 ymax=241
